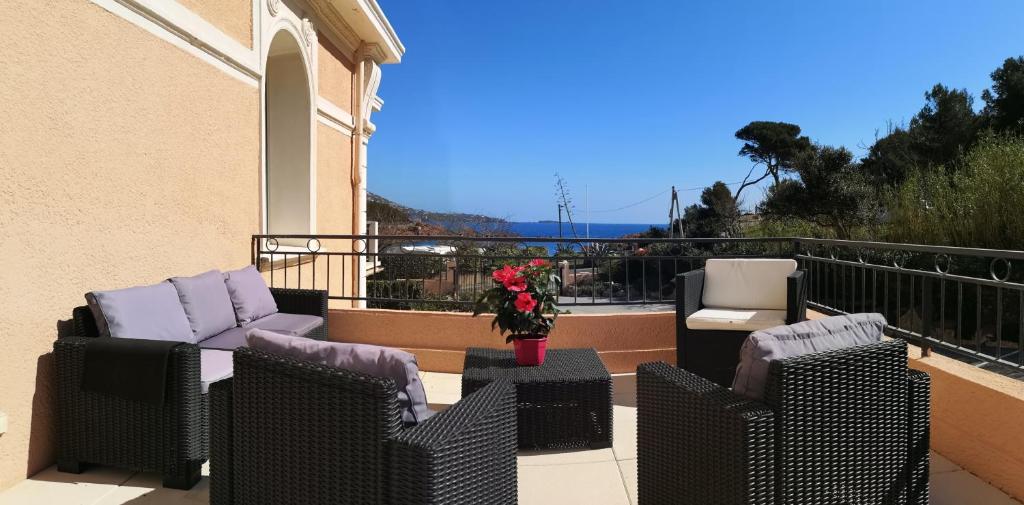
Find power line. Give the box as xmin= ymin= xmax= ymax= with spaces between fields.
xmin=588 ymin=179 xmax=748 ymax=214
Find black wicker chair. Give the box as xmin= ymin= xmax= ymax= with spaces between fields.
xmin=675 ymin=267 xmax=807 ymax=386
xmin=209 ymin=347 xmax=518 ymax=505
xmin=638 ymin=339 xmax=931 ymax=505
xmin=53 ymin=287 xmax=327 ymax=489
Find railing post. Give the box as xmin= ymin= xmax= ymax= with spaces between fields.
xmin=921 ymin=275 xmax=933 ymax=358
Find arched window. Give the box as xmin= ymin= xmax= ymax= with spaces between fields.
xmin=264 ymin=29 xmax=312 ymax=240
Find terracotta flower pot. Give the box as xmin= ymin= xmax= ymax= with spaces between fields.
xmin=512 ymin=335 xmax=548 ymax=366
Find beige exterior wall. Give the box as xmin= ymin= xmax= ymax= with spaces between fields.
xmin=317 ymin=35 xmax=355 ymax=112
xmin=908 ymin=349 xmax=1024 ymax=501
xmin=328 ymin=309 xmax=677 ymax=373
xmin=178 ymin=0 xmax=253 ymax=48
xmin=0 ymin=0 xmax=260 ymax=490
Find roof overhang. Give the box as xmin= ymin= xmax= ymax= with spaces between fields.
xmin=309 ymin=0 xmax=405 ymax=63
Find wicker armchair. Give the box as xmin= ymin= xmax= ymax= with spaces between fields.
xmin=637 ymin=339 xmax=930 ymax=505
xmin=54 ymin=287 xmax=327 ymax=489
xmin=210 ymin=347 xmax=519 ymax=505
xmin=675 ymin=265 xmax=807 ymax=386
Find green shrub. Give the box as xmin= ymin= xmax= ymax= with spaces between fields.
xmin=886 ymin=134 xmax=1024 ymax=250
xmin=366 ymin=279 xmax=424 ymax=310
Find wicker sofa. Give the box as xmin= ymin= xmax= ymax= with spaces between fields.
xmin=209 ymin=347 xmax=519 ymax=505
xmin=54 ymin=286 xmax=327 ymax=489
xmin=638 ymin=339 xmax=930 ymax=505
xmin=676 ymin=259 xmax=807 ymax=386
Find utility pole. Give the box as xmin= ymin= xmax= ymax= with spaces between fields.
xmin=668 ymin=186 xmax=684 ymax=238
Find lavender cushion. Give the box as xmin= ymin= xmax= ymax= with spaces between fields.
xmin=169 ymin=270 xmax=238 ymax=342
xmin=243 ymin=313 xmax=323 ymax=337
xmin=224 ymin=266 xmax=278 ymax=324
xmin=85 ymin=282 xmax=195 ymax=343
xmin=198 ymin=326 xmax=249 ymax=351
xmin=246 ymin=329 xmax=434 ymax=424
xmin=732 ymin=313 xmax=886 ymax=400
xmin=200 ymin=349 xmax=234 ymax=394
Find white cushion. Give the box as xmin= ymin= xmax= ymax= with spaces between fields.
xmin=686 ymin=308 xmax=787 ymax=332
xmin=701 ymin=258 xmax=797 ymax=310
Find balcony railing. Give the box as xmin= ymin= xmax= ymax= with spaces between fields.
xmin=251 ymin=234 xmax=1024 ymax=374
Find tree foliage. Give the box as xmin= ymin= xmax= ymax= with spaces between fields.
xmin=680 ymin=181 xmax=740 ymax=238
xmin=982 ymin=56 xmax=1024 ymax=134
xmin=758 ymin=145 xmax=878 ymax=239
xmin=733 ymin=121 xmax=812 ymax=199
xmin=908 ymin=84 xmax=980 ymax=170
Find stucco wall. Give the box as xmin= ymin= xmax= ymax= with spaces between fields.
xmin=178 ymin=0 xmax=253 ymax=48
xmin=328 ymin=308 xmax=677 ymax=373
xmin=317 ymin=35 xmax=355 ymax=112
xmin=907 ymin=349 xmax=1024 ymax=501
xmin=0 ymin=0 xmax=259 ymax=490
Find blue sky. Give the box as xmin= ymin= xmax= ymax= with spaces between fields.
xmin=370 ymin=0 xmax=1024 ymax=224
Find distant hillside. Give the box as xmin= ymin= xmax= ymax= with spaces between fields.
xmin=367 ymin=192 xmax=511 ymax=236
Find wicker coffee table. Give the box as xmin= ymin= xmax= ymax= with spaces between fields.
xmin=461 ymin=347 xmax=612 ymax=450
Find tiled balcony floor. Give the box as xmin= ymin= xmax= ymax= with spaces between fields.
xmin=1 ymin=372 xmax=1019 ymax=505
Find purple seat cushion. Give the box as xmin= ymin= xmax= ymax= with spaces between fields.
xmin=732 ymin=313 xmax=886 ymax=400
xmin=223 ymin=266 xmax=278 ymax=324
xmin=169 ymin=270 xmax=238 ymax=341
xmin=198 ymin=326 xmax=249 ymax=351
xmin=85 ymin=282 xmax=195 ymax=343
xmin=246 ymin=329 xmax=434 ymax=425
xmin=200 ymin=349 xmax=234 ymax=394
xmin=243 ymin=312 xmax=323 ymax=337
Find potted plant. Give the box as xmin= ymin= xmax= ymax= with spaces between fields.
xmin=473 ymin=259 xmax=561 ymax=365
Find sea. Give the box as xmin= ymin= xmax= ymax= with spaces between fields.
xmin=507 ymin=222 xmax=661 ymax=254
xmin=508 ymin=221 xmax=659 ymax=239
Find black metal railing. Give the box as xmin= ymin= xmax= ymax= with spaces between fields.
xmin=795 ymin=238 xmax=1024 ymax=373
xmin=251 ymin=234 xmax=1024 ymax=373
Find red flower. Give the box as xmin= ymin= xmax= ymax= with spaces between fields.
xmin=494 ymin=264 xmax=527 ymax=292
xmin=528 ymin=258 xmax=550 ymax=267
xmin=492 ymin=265 xmax=519 ymax=283
xmin=504 ymin=276 xmax=527 ymax=292
xmin=514 ymin=292 xmax=537 ymax=313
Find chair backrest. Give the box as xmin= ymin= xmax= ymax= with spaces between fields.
xmin=72 ymin=306 xmax=100 ymax=338
xmin=764 ymin=339 xmax=910 ymax=504
xmin=701 ymin=258 xmax=796 ymax=310
xmin=230 ymin=347 xmax=403 ymax=505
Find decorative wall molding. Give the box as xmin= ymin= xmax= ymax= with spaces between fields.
xmin=302 ymin=18 xmax=316 ymax=47
xmin=266 ymin=0 xmax=280 ymax=17
xmin=304 ymin=0 xmax=362 ymax=57
xmin=316 ymin=97 xmax=355 ymax=136
xmin=91 ymin=0 xmax=261 ymax=86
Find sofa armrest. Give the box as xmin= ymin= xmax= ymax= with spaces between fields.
xmin=390 ymin=380 xmax=517 ymax=505
xmin=786 ymin=269 xmax=808 ymax=324
xmin=53 ymin=337 xmax=205 ymax=466
xmin=637 ymin=362 xmax=775 ymax=505
xmin=676 ymin=269 xmax=705 ymax=319
xmin=209 ymin=378 xmax=234 ymax=505
xmin=270 ymin=288 xmax=328 ymax=340
xmin=907 ymin=369 xmax=931 ymax=505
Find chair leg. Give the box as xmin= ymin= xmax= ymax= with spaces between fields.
xmin=56 ymin=459 xmax=84 ymax=474
xmin=162 ymin=459 xmax=203 ymax=490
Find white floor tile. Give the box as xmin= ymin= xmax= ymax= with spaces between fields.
xmin=617 ymin=458 xmax=638 ymax=505
xmin=612 ymin=405 xmax=637 ymax=461
xmin=518 ymin=447 xmax=616 ymax=466
xmin=518 ymin=460 xmax=631 ymax=505
xmin=931 ymin=470 xmax=1022 ymax=505
xmin=930 ymin=451 xmax=962 ymax=474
